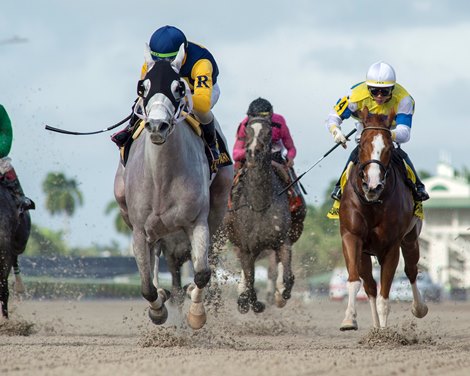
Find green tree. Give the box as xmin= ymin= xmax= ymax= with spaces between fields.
xmin=43 ymin=172 xmax=84 ymax=217
xmin=291 ymin=180 xmax=342 ymax=280
xmin=25 ymin=223 xmax=69 ymax=256
xmin=105 ymin=200 xmax=131 ymax=236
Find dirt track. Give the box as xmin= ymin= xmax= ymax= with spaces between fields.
xmin=1 ymin=294 xmax=470 ymax=376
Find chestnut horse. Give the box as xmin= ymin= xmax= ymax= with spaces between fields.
xmin=338 ymin=107 xmax=428 ymax=330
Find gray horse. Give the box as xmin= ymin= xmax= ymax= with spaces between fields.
xmin=114 ymin=45 xmax=232 ymax=329
xmin=225 ymin=117 xmax=295 ymax=313
xmin=0 ymin=184 xmax=31 ymax=318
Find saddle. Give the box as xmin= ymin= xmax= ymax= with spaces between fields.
xmin=119 ymin=115 xmax=232 ymax=171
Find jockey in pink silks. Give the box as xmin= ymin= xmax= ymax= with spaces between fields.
xmin=233 ymin=106 xmax=296 ymax=169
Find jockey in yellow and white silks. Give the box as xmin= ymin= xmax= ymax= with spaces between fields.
xmin=112 ymin=25 xmax=221 ymax=164
xmin=326 ymin=61 xmax=429 ymax=202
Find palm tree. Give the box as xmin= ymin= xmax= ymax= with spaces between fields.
xmin=43 ymin=172 xmax=84 ymax=217
xmin=42 ymin=172 xmax=84 ymax=243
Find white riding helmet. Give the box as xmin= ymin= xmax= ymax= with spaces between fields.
xmin=366 ymin=61 xmax=396 ymax=87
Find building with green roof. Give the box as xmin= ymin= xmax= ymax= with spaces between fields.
xmin=420 ymin=159 xmax=470 ymax=293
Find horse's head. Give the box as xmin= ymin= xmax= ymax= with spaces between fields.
xmin=134 ymin=43 xmax=191 ymax=145
xmin=245 ymin=116 xmax=272 ymax=168
xmin=357 ymin=107 xmax=395 ymax=202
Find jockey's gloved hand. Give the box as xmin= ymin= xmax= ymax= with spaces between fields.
xmin=329 ymin=125 xmax=347 ymax=148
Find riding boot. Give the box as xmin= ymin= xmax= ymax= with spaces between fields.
xmin=111 ymin=100 xmax=140 ymax=147
xmin=331 ymin=146 xmax=359 ymax=201
xmin=2 ymin=168 xmax=35 ymax=212
xmin=202 ymin=119 xmax=220 ymax=173
xmin=396 ymin=148 xmax=430 ymax=201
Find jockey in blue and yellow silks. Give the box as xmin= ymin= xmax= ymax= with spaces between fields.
xmin=112 ymin=25 xmax=221 ymax=164
xmin=326 ymin=61 xmax=429 ymax=202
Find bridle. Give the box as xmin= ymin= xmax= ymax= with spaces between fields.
xmin=353 ymin=126 xmax=395 ymax=204
xmin=230 ymin=118 xmax=277 ymax=213
xmin=133 ymin=61 xmax=194 ymax=140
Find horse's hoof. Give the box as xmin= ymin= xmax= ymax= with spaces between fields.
xmin=148 ymin=305 xmax=168 ymax=325
xmin=237 ymin=300 xmax=250 ymax=314
xmin=13 ymin=280 xmax=26 ymax=294
xmin=412 ymin=303 xmax=428 ymax=318
xmin=237 ymin=294 xmax=251 ymax=314
xmin=274 ymin=291 xmax=287 ymax=308
xmin=282 ymin=289 xmax=291 ymax=300
xmin=252 ymin=301 xmax=265 ymax=313
xmin=187 ymin=302 xmax=206 ymax=330
xmin=340 ymin=319 xmax=358 ymax=331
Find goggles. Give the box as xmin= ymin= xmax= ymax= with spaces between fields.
xmin=368 ymin=86 xmax=394 ymax=97
xmin=254 ymin=111 xmax=272 ymax=117
xmin=150 ymin=50 xmax=178 ymax=62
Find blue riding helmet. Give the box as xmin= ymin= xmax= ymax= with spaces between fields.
xmin=149 ymin=25 xmax=187 ymax=61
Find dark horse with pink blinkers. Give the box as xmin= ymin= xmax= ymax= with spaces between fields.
xmin=338 ymin=107 xmax=428 ymax=330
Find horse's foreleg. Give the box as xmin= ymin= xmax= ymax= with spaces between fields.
xmin=401 ymin=228 xmax=428 ymax=319
xmin=340 ymin=233 xmax=362 ymax=331
xmin=133 ymin=232 xmax=168 ymax=325
xmin=166 ymin=256 xmax=185 ymax=307
xmin=186 ymin=222 xmax=211 ymax=329
xmin=238 ymin=252 xmax=265 ymax=314
xmin=1 ymin=253 xmax=13 ymax=319
xmin=266 ymin=250 xmax=277 ymax=304
xmin=359 ymin=254 xmax=379 ymax=328
xmin=0 ymin=276 xmax=9 ymax=319
xmin=275 ymin=242 xmax=295 ymax=308
xmin=377 ymin=247 xmax=400 ymax=327
xmin=12 ymin=256 xmax=25 ymax=294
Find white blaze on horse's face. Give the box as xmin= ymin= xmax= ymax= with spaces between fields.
xmin=364 ymin=134 xmax=385 ymax=198
xmin=246 ymin=122 xmax=263 ymax=159
xmin=145 ymin=93 xmax=176 ymax=145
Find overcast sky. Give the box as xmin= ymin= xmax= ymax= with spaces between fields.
xmin=1 ymin=0 xmax=469 ymax=247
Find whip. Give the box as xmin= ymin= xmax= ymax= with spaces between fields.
xmin=278 ymin=128 xmax=357 ymax=195
xmin=45 ymin=114 xmax=132 ymax=135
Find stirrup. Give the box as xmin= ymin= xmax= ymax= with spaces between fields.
xmin=331 ymin=186 xmax=342 ymax=201
xmin=210 ymin=147 xmax=220 ymax=162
